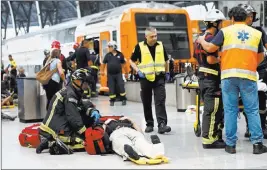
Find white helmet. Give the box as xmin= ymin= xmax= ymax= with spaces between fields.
xmin=204 ymin=9 xmax=226 ymax=22
xmin=107 ymin=41 xmax=117 ymax=49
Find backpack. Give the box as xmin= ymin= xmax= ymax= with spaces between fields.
xmin=18 ymin=123 xmax=41 ymax=148
xmin=84 ymin=125 xmax=111 ymax=155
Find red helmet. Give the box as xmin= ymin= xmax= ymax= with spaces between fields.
xmin=73 ymin=42 xmax=79 ymax=50
xmin=51 ymin=40 xmax=61 ymax=49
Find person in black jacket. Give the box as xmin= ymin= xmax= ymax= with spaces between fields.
xmin=75 ymin=39 xmax=91 ymax=69
xmin=36 ymin=68 xmax=101 ymax=155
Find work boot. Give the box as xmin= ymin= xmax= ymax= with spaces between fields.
xmin=124 ymin=144 xmax=140 ymax=160
xmin=36 ymin=139 xmax=49 ymax=154
xmin=145 ymin=126 xmax=154 ymax=133
xmin=110 ymin=101 xmax=114 ymax=106
xmin=158 ymin=123 xmax=171 ymax=134
xmin=225 ymin=145 xmax=236 ymax=154
xmin=244 ymin=128 xmax=250 ymax=138
xmin=150 ymin=135 xmax=161 ymax=144
xmin=253 ymin=142 xmax=267 ymax=154
xmin=203 ymin=140 xmax=225 ymax=149
xmin=263 ymin=129 xmax=267 ymax=139
xmin=122 ymin=100 xmax=127 ymax=106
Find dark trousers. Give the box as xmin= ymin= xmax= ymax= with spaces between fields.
xmin=44 ymin=79 xmax=61 ymax=110
xmin=91 ymin=68 xmax=98 ymax=94
xmin=199 ymin=77 xmax=224 ymax=144
xmin=243 ymin=91 xmax=266 ymax=130
xmin=107 ymin=73 xmax=126 ymax=101
xmin=140 ymin=76 xmax=167 ymax=127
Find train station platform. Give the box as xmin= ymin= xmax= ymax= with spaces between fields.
xmin=2 ymin=96 xmax=267 ymax=169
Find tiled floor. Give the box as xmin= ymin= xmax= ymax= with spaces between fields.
xmin=2 ymin=96 xmax=267 ymax=169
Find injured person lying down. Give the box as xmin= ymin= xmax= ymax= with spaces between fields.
xmin=102 ymin=117 xmax=169 ymax=165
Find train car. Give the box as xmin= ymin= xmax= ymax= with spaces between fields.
xmin=2 ymin=2 xmax=195 ymax=94
xmin=74 ymin=2 xmax=194 ymax=93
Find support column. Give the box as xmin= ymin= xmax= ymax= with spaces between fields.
xmin=7 ymin=1 xmax=16 ymax=36
xmin=35 ymin=1 xmax=42 ymax=29
xmin=76 ymin=1 xmax=81 ymax=18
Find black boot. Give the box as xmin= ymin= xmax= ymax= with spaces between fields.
xmin=244 ymin=128 xmax=251 ymax=138
xmin=203 ymin=139 xmax=225 ymax=149
xmin=225 ymin=145 xmax=236 ymax=154
xmin=150 ymin=135 xmax=161 ymax=144
xmin=158 ymin=123 xmax=171 ymax=134
xmin=124 ymin=144 xmax=140 ymax=160
xmin=110 ymin=101 xmax=115 ymax=106
xmin=253 ymin=142 xmax=267 ymax=154
xmin=36 ymin=139 xmax=49 ymax=154
xmin=122 ymin=100 xmax=127 ymax=106
xmin=145 ymin=126 xmax=154 ymax=133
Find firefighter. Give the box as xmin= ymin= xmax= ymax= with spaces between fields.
xmin=129 ymin=27 xmax=171 ymax=134
xmin=101 ymin=41 xmax=127 ymax=106
xmin=194 ymin=9 xmax=226 ymax=149
xmin=36 ymin=68 xmax=101 ymax=155
xmin=198 ymin=6 xmax=267 ymax=154
xmin=89 ymin=48 xmax=100 ymax=97
xmin=237 ymin=3 xmax=267 ymax=139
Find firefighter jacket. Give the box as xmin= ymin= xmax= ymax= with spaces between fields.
xmin=138 ymin=41 xmax=165 ymax=82
xmin=39 ymin=84 xmax=87 ymax=139
xmin=220 ymin=24 xmax=262 ymax=81
xmin=194 ymin=33 xmax=220 ymax=78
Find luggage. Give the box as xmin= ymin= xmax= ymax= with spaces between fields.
xmin=18 ymin=123 xmax=41 ymax=148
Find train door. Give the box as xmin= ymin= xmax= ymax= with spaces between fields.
xmin=99 ymin=31 xmax=110 ymax=94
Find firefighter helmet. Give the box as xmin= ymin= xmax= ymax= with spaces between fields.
xmin=51 ymin=40 xmax=61 ymax=49
xmin=238 ymin=4 xmax=258 ymax=22
xmin=204 ymin=9 xmax=226 ymax=22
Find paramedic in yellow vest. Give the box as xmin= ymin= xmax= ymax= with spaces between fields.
xmin=198 ymin=6 xmax=267 ymax=154
xmin=130 ymin=27 xmax=171 ymax=134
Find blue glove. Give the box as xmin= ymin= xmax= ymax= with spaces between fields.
xmin=165 ymin=72 xmax=170 ymax=81
xmin=137 ymin=70 xmax=145 ymax=78
xmin=91 ymin=110 xmax=100 ymax=124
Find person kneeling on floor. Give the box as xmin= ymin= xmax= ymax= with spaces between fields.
xmin=102 ymin=117 xmax=168 ymax=164
xmin=36 ymin=68 xmax=101 ymax=155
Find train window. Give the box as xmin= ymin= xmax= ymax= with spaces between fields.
xmin=112 ymin=31 xmax=117 ymax=42
xmin=135 ymin=13 xmax=190 ymax=60
xmin=65 ymin=27 xmax=76 ymax=43
xmin=101 ymin=40 xmax=108 ymax=60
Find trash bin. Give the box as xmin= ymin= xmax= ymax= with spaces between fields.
xmin=175 ymin=74 xmax=196 ymax=112
xmin=17 ymin=77 xmax=46 ymax=123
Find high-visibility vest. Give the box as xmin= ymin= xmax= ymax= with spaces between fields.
xmin=138 ymin=41 xmax=165 ymax=82
xmin=220 ymin=23 xmax=262 ymax=81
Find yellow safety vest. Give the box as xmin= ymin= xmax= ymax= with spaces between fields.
xmin=138 ymin=41 xmax=165 ymax=82
xmin=220 ymin=23 xmax=262 ymax=81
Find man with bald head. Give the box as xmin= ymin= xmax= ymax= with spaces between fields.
xmin=130 ymin=27 xmax=171 ymax=134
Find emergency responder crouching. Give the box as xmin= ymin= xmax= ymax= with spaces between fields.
xmin=237 ymin=3 xmax=267 ymax=139
xmin=197 ymin=6 xmax=267 ymax=154
xmin=194 ymin=9 xmax=226 ymax=149
xmin=36 ymin=68 xmax=101 ymax=155
xmin=101 ymin=41 xmax=128 ymax=106
xmin=129 ymin=27 xmax=171 ymax=134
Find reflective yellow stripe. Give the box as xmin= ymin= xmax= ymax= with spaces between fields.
xmin=91 ymin=65 xmax=99 ymax=70
xmin=221 ymin=69 xmax=257 ymax=81
xmin=120 ymin=92 xmax=126 ymax=96
xmin=202 ymin=98 xmax=219 ymax=144
xmin=40 ymin=123 xmax=57 ymax=139
xmin=68 ymin=144 xmax=84 ymax=149
xmin=45 ymin=93 xmax=63 ymax=127
xmin=109 ymin=95 xmax=116 ymax=98
xmin=138 ymin=63 xmax=155 ymax=69
xmin=78 ymin=126 xmax=86 ymax=134
xmin=199 ymin=67 xmax=218 ymax=76
xmin=222 ymin=44 xmax=258 ymax=52
xmin=59 ymin=136 xmax=71 ymax=143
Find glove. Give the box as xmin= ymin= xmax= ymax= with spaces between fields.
xmin=257 ymin=79 xmax=267 ymax=92
xmin=137 ymin=70 xmax=145 ymax=78
xmin=91 ymin=110 xmax=101 ymax=124
xmin=165 ymin=72 xmax=170 ymax=81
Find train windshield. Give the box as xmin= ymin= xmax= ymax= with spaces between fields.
xmin=135 ymin=13 xmax=190 ymax=60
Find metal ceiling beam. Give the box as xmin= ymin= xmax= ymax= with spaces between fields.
xmin=7 ymin=1 xmax=16 ymax=36
xmin=35 ymin=1 xmax=42 ymax=29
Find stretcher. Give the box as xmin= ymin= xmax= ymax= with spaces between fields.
xmin=181 ymin=81 xmax=201 ymax=137
xmin=181 ymin=80 xmax=245 ymax=138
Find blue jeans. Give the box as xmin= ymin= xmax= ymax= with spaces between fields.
xmin=221 ymin=78 xmax=263 ymax=146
